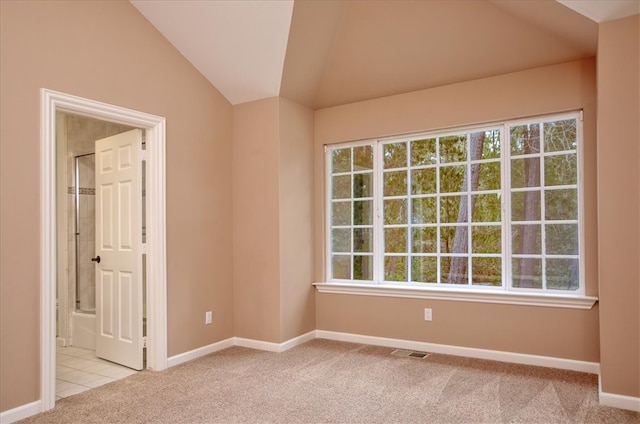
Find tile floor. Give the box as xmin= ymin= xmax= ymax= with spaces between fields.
xmin=56 ymin=346 xmax=138 ymax=400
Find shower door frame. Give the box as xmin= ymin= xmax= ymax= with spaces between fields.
xmin=74 ymin=152 xmax=96 ymax=315
xmin=40 ymin=89 xmax=168 ymax=413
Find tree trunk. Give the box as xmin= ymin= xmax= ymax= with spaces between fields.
xmin=448 ymin=132 xmax=484 ymax=284
xmin=517 ymin=124 xmax=540 ymax=288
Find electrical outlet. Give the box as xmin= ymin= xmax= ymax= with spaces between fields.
xmin=424 ymin=308 xmax=432 ymax=321
xmin=205 ymin=311 xmax=213 ymax=325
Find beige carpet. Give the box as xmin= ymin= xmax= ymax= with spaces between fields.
xmin=20 ymin=339 xmax=639 ymax=423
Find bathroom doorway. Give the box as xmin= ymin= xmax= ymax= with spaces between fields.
xmin=41 ymin=88 xmax=168 ymax=412
xmin=55 ymin=113 xmax=143 ymax=398
xmin=56 ymin=113 xmax=141 ymax=350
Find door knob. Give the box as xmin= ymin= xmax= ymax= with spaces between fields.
xmin=91 ymin=256 xmax=101 ymax=264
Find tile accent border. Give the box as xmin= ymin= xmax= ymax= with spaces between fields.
xmin=67 ymin=187 xmax=95 ymax=195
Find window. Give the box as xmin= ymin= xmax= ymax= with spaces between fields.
xmin=325 ymin=112 xmax=584 ymax=295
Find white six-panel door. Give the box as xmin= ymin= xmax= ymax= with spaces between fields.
xmin=95 ymin=129 xmax=143 ymax=370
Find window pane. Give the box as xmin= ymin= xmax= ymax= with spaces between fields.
xmin=472 ymin=257 xmax=502 ymax=286
xmin=411 ymin=256 xmax=437 ymax=283
xmin=545 ymin=224 xmax=578 ymax=255
xmin=546 ymin=258 xmax=579 ymax=290
xmin=545 ymin=189 xmax=577 ymax=220
xmin=353 ymin=255 xmax=373 ymax=280
xmin=477 ymin=161 xmax=501 ymax=191
xmin=353 ymin=200 xmax=373 ymax=225
xmin=385 ymin=228 xmax=407 ymax=253
xmin=479 ymin=129 xmax=501 ymax=160
xmin=411 ymin=138 xmax=436 ymax=166
xmin=512 ymin=258 xmax=542 ymax=288
xmin=353 ymin=173 xmax=373 ymax=198
xmin=411 ymin=168 xmax=437 ymax=194
xmin=332 ymin=201 xmax=351 ymax=226
xmin=440 ymin=256 xmax=451 ymax=283
xmin=512 ymin=224 xmax=541 ymax=254
xmin=353 ymin=146 xmax=373 ymax=171
xmin=332 ymin=255 xmax=350 ymax=279
xmin=472 ymin=194 xmax=501 ymax=223
xmin=384 ymin=143 xmax=407 ymax=169
xmin=472 ymin=226 xmax=501 ymax=254
xmin=544 ymin=119 xmax=576 ymax=152
xmin=448 ymin=257 xmax=469 ymax=284
xmin=440 ymin=195 xmax=464 ymax=224
xmin=440 ymin=165 xmax=465 ymax=193
xmin=385 ymin=256 xmax=407 ymax=281
xmin=511 ymin=191 xmax=541 ymax=222
xmin=412 ymin=227 xmax=437 ymax=253
xmin=439 ymin=135 xmax=467 ymax=163
xmin=452 ymin=227 xmax=469 ymax=254
xmin=353 ymin=228 xmax=372 ymax=253
xmin=440 ymin=226 xmax=456 ymax=254
xmin=332 ymin=229 xmax=351 ymax=253
xmin=511 ymin=157 xmax=541 ymax=189
xmin=332 ymin=175 xmax=351 ymax=199
xmin=412 ymin=197 xmax=437 ymax=224
xmin=544 ymin=154 xmax=577 ymax=186
xmin=510 ymin=123 xmax=541 ymax=156
xmin=384 ymin=199 xmax=407 ymax=225
xmin=383 ymin=171 xmax=407 ymax=197
xmin=332 ymin=149 xmax=351 ymax=173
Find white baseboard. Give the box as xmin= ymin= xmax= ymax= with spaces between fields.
xmin=277 ymin=330 xmax=317 ymax=352
xmin=234 ymin=330 xmax=316 ymax=353
xmin=0 ymin=400 xmax=41 ymax=424
xmin=234 ymin=337 xmax=282 ymax=352
xmin=316 ymin=330 xmax=600 ymax=374
xmin=167 ymin=331 xmax=317 ymax=367
xmin=599 ymin=377 xmax=640 ymax=412
xmin=167 ymin=337 xmax=234 ymax=367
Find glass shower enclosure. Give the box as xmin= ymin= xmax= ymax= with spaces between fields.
xmin=74 ymin=153 xmax=96 ymax=313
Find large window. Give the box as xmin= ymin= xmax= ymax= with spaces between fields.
xmin=326 ymin=112 xmax=583 ymax=294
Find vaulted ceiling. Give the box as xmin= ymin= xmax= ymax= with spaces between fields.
xmin=130 ymin=0 xmax=639 ymax=110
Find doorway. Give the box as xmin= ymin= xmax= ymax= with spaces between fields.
xmin=56 ymin=114 xmax=137 ymax=351
xmin=41 ymin=89 xmax=168 ymax=412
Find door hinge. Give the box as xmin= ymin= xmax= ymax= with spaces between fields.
xmin=143 ymin=336 xmax=147 ymax=348
xmin=141 ymin=243 xmax=147 ymax=254
xmin=140 ymin=149 xmax=147 ymax=161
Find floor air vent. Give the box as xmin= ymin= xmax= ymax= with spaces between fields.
xmin=391 ymin=349 xmax=430 ymax=358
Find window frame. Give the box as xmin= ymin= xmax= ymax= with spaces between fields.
xmin=320 ymin=111 xmax=596 ymax=309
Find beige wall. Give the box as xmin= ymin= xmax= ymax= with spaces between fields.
xmin=232 ymin=97 xmax=316 ymax=343
xmin=597 ymin=14 xmax=640 ymax=398
xmin=278 ymin=98 xmax=316 ymax=341
xmin=314 ymin=59 xmax=600 ymax=363
xmin=232 ymin=98 xmax=282 ymax=342
xmin=0 ymin=1 xmax=234 ymax=412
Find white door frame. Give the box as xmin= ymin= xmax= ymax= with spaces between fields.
xmin=40 ymin=89 xmax=168 ymax=412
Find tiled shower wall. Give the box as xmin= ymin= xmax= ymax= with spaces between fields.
xmin=64 ymin=114 xmax=133 ymax=313
xmin=72 ymin=155 xmax=96 ymax=311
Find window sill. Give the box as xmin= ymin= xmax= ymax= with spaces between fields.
xmin=313 ymin=282 xmax=598 ymax=310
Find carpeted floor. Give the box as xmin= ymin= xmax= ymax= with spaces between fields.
xmin=19 ymin=339 xmax=639 ymax=423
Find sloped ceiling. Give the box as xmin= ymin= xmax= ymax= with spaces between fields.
xmin=130 ymin=0 xmax=294 ymax=105
xmin=130 ymin=0 xmax=636 ymax=110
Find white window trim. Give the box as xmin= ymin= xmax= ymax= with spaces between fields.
xmin=314 ymin=282 xmax=597 ymax=309
xmin=322 ymin=111 xmax=596 ymax=308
